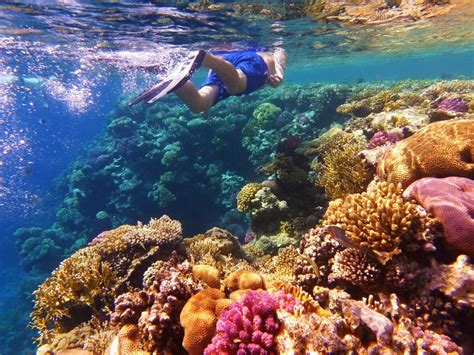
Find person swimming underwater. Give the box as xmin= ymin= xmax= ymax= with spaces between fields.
xmin=130 ymin=48 xmax=287 ymax=113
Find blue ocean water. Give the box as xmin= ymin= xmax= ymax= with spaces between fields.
xmin=0 ymin=0 xmax=473 ymax=353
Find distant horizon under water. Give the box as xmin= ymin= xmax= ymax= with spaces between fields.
xmin=0 ymin=1 xmax=473 ymax=354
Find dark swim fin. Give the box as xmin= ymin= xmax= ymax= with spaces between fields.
xmin=129 ymin=50 xmax=205 ymax=106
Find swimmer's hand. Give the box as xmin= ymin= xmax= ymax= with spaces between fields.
xmin=266 ymin=74 xmax=283 ymax=87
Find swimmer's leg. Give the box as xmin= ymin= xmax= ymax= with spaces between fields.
xmin=201 ymin=53 xmax=247 ymax=95
xmin=174 ymin=81 xmax=219 ymax=114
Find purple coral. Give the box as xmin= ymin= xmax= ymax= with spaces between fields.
xmin=276 ymin=135 xmax=301 ymax=154
xmin=367 ymin=131 xmax=402 ymax=149
xmin=436 ymin=98 xmax=468 ymax=112
xmin=204 ymin=290 xmax=281 ymax=355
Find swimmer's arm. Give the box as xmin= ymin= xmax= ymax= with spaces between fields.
xmin=267 ymin=48 xmax=287 ymax=88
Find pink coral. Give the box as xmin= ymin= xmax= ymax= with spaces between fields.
xmin=436 ymin=98 xmax=468 ymax=112
xmin=403 ymin=176 xmax=474 ymax=257
xmin=204 ymin=290 xmax=280 ymax=355
xmin=367 ymin=130 xmax=402 ymax=149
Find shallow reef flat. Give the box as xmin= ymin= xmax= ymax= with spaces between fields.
xmin=15 ymin=78 xmax=474 ymax=354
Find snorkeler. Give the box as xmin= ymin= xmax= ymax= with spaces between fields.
xmin=130 ymin=48 xmax=287 ymax=113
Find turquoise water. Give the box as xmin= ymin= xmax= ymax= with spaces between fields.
xmin=0 ymin=1 xmax=473 ymax=354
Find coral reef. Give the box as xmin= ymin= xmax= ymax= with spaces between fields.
xmin=377 ymin=119 xmax=474 ymax=188
xmin=403 ymin=176 xmax=474 ymax=257
xmin=20 ymin=79 xmax=474 ymax=355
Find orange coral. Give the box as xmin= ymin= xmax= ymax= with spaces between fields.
xmin=104 ymin=324 xmax=148 ymax=355
xmin=180 ymin=288 xmax=230 ymax=355
xmin=224 ymin=270 xmax=265 ymax=294
xmin=192 ymin=265 xmax=221 ymax=289
xmin=377 ymin=119 xmax=474 ymax=188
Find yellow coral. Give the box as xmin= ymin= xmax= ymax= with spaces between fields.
xmin=236 ymin=183 xmax=262 ymax=212
xmin=31 ymin=250 xmax=116 ymax=344
xmin=316 ymin=138 xmax=373 ymax=200
xmin=31 ymin=216 xmax=183 ymax=345
xmin=323 ymin=182 xmax=419 ymax=257
xmin=273 ymin=246 xmax=301 ymax=281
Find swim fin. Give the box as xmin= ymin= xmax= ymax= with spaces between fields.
xmin=129 ymin=50 xmax=205 ymax=106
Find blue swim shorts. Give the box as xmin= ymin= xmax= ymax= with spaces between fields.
xmin=200 ymin=50 xmax=269 ymax=105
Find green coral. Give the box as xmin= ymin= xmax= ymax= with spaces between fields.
xmin=243 ymin=102 xmax=282 ymax=135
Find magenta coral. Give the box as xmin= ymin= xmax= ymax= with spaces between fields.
xmin=403 ymin=176 xmax=474 ymax=257
xmin=204 ymin=290 xmax=281 ymax=355
xmin=436 ymin=98 xmax=468 ymax=112
xmin=367 ymin=130 xmax=402 ymax=149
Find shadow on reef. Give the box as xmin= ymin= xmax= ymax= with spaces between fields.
xmin=9 ymin=78 xmax=474 ymax=354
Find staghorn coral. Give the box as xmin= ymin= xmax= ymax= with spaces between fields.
xmin=32 ymin=216 xmax=183 ymax=345
xmin=323 ymin=182 xmax=423 ymax=260
xmin=329 ymin=248 xmax=382 ymax=293
xmin=403 ymin=176 xmax=474 ymax=257
xmin=204 ymin=290 xmax=280 ymax=355
xmin=377 ymin=119 xmax=474 ymax=188
xmin=236 ymin=183 xmax=263 ymax=212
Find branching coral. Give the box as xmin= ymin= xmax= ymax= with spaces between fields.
xmin=329 ymin=248 xmax=382 ymax=292
xmin=31 ymin=216 xmax=183 ymax=345
xmin=204 ymin=290 xmax=281 ymax=354
xmin=316 ymin=137 xmax=374 ymax=199
xmin=299 ymin=226 xmax=343 ymax=287
xmin=31 ymin=249 xmax=116 ymax=344
xmin=236 ymin=183 xmax=262 ymax=213
xmin=323 ymin=182 xmax=422 ymax=260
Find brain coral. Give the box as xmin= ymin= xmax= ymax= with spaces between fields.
xmin=323 ymin=182 xmax=420 ymax=259
xmin=180 ymin=288 xmax=232 ymax=355
xmin=403 ymin=176 xmax=474 ymax=257
xmin=377 ymin=119 xmax=474 ymax=188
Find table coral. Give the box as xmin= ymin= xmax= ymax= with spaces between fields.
xmin=204 ymin=290 xmax=280 ymax=355
xmin=403 ymin=176 xmax=474 ymax=257
xmin=377 ymin=119 xmax=474 ymax=188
